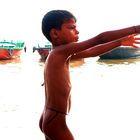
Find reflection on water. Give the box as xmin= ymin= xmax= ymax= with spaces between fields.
xmin=0 ymin=53 xmax=140 ymax=140
xmin=98 ymin=57 xmax=140 ymax=65
xmin=0 ymin=58 xmax=21 ymax=65
xmin=70 ymin=58 xmax=85 ymax=68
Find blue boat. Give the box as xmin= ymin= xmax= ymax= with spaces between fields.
xmin=99 ymin=47 xmax=140 ymax=59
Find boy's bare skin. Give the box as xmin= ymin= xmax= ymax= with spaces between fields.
xmin=39 ymin=10 xmax=140 ymax=140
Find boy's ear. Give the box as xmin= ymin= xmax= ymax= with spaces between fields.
xmin=50 ymin=29 xmax=59 ymax=39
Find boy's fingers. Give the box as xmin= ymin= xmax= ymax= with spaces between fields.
xmin=134 ymin=41 xmax=140 ymax=44
xmin=134 ymin=37 xmax=140 ymax=40
xmin=132 ymin=44 xmax=139 ymax=48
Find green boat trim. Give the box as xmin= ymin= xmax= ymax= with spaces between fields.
xmin=0 ymin=40 xmax=25 ymax=49
xmin=37 ymin=44 xmax=52 ymax=49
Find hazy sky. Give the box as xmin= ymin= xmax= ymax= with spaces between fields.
xmin=0 ymin=0 xmax=140 ymax=45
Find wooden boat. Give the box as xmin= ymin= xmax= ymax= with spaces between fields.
xmin=99 ymin=47 xmax=140 ymax=59
xmin=0 ymin=40 xmax=26 ymax=60
xmin=33 ymin=43 xmax=52 ymax=60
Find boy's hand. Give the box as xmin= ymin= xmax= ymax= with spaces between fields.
xmin=121 ymin=34 xmax=140 ymax=48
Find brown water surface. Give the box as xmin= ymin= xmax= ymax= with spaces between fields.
xmin=0 ymin=52 xmax=140 ymax=140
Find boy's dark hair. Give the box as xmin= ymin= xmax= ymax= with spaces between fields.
xmin=42 ymin=10 xmax=77 ymax=42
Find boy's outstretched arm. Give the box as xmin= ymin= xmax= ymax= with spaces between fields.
xmin=97 ymin=25 xmax=140 ymax=43
xmin=71 ymin=35 xmax=140 ymax=59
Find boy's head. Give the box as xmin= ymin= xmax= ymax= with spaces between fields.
xmin=42 ymin=10 xmax=77 ymax=42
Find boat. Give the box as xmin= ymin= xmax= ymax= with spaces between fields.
xmin=33 ymin=43 xmax=52 ymax=60
xmin=0 ymin=40 xmax=26 ymax=60
xmin=99 ymin=47 xmax=140 ymax=59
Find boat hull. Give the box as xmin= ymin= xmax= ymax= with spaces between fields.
xmin=0 ymin=49 xmax=23 ymax=59
xmin=33 ymin=46 xmax=51 ymax=60
xmin=37 ymin=48 xmax=50 ymax=60
xmin=99 ymin=47 xmax=140 ymax=59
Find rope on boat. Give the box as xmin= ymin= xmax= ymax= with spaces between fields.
xmin=8 ymin=49 xmax=14 ymax=56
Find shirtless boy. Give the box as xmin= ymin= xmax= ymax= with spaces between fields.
xmin=39 ymin=10 xmax=140 ymax=140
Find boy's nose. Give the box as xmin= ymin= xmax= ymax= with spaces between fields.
xmin=76 ymin=30 xmax=79 ymax=34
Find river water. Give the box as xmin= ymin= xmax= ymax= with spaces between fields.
xmin=0 ymin=50 xmax=140 ymax=140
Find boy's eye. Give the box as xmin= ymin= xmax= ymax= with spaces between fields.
xmin=68 ymin=25 xmax=75 ymax=29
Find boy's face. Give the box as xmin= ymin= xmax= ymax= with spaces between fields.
xmin=56 ymin=18 xmax=79 ymax=45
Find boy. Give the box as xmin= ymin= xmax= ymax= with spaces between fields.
xmin=39 ymin=10 xmax=140 ymax=140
